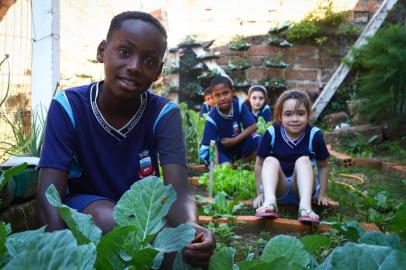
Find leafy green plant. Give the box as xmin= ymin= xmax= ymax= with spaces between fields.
xmin=256 ymin=116 xmax=272 ymax=135
xmin=351 ymin=24 xmax=406 ymax=124
xmin=195 ymin=192 xmax=244 ymax=218
xmin=228 ymin=35 xmax=250 ymax=51
xmin=227 ymin=58 xmax=251 ymax=71
xmin=198 ymin=165 xmax=256 ymax=200
xmin=0 ymin=176 xmax=195 ymax=269
xmin=179 ymin=103 xmax=206 ymax=164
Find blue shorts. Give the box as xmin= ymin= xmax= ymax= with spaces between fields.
xmin=62 ymin=193 xmax=114 ymax=212
xmin=276 ymin=176 xmax=320 ymax=205
xmin=218 ymin=135 xmax=260 ymax=164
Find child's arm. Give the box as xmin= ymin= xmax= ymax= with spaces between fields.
xmin=316 ymin=159 xmax=338 ymax=206
xmin=221 ymin=122 xmax=257 ymax=148
xmin=37 ymin=168 xmax=68 ymax=231
xmin=253 ymin=156 xmax=265 ymax=208
xmin=162 ymin=163 xmax=215 ymax=267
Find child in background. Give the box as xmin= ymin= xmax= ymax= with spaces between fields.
xmin=245 ymin=85 xmax=272 ymax=122
xmin=37 ymin=11 xmax=214 ymax=269
xmin=199 ymin=75 xmax=260 ymax=165
xmin=199 ymin=88 xmax=214 ymax=117
xmin=253 ymin=89 xmax=338 ymax=223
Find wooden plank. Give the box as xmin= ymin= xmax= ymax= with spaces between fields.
xmin=192 ymin=47 xmax=228 ymax=77
xmin=311 ymin=0 xmax=399 ymax=121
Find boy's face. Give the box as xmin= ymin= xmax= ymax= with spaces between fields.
xmin=204 ymin=94 xmax=214 ymax=107
xmin=212 ymin=83 xmax=233 ymax=112
xmin=97 ymin=19 xmax=166 ymax=99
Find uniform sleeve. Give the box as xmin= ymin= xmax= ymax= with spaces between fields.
xmin=38 ymin=100 xmax=76 ymax=172
xmin=240 ymin=102 xmax=256 ymax=129
xmin=313 ymin=130 xmax=330 ymax=160
xmin=262 ymin=105 xmax=272 ymax=122
xmin=256 ymin=129 xmax=272 ymax=158
xmin=155 ymin=106 xmax=187 ymax=166
xmin=199 ymin=102 xmax=207 ymax=117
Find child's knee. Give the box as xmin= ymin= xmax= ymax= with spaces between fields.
xmin=295 ymin=156 xmax=312 ymax=166
xmin=263 ymin=156 xmax=280 ymax=167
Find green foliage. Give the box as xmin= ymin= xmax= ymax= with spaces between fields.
xmin=287 ymin=0 xmax=350 ymax=42
xmin=228 ymin=35 xmax=251 ymax=51
xmin=195 ymin=192 xmax=245 ymax=218
xmin=388 ymin=201 xmax=406 ymax=242
xmin=352 ymin=24 xmax=406 ymax=123
xmin=256 ymin=116 xmax=272 ymax=136
xmin=228 ymin=58 xmax=251 ymax=71
xmin=198 ymin=165 xmax=256 ymax=200
xmin=337 ymin=133 xmax=379 ymax=158
xmin=0 ymin=163 xmax=27 ymax=191
xmin=0 ymin=176 xmax=195 ymax=269
xmin=179 ymin=103 xmax=206 ymax=164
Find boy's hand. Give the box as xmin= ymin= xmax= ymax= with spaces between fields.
xmin=220 ymin=137 xmax=236 ymax=148
xmin=253 ymin=193 xmax=264 ymax=208
xmin=183 ymin=224 xmax=216 ymax=268
xmin=317 ymin=194 xmax=339 ymax=207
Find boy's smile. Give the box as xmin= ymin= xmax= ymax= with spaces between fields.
xmin=97 ymin=19 xmax=166 ymax=100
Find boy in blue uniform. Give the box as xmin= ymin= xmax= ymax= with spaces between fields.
xmin=37 ymin=11 xmax=214 ymax=268
xmin=253 ymin=89 xmax=338 ymax=223
xmin=199 ymin=75 xmax=260 ymax=164
xmin=199 ymin=88 xmax=214 ymax=117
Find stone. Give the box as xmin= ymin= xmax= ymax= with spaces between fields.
xmin=324 ymin=124 xmax=383 ymax=146
xmin=323 ymin=112 xmax=350 ymax=129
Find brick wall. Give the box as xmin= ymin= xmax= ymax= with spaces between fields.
xmin=214 ymin=35 xmax=353 ymax=101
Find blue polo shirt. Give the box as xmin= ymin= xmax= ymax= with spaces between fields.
xmin=251 ymin=104 xmax=272 ymax=122
xmin=199 ymin=99 xmax=258 ymax=163
xmin=199 ymin=102 xmax=212 ymax=117
xmin=257 ymin=123 xmax=329 ymax=177
xmin=39 ymin=81 xmax=186 ymax=202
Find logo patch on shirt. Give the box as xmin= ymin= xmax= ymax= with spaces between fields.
xmin=232 ymin=122 xmax=240 ymax=135
xmin=138 ymin=150 xmax=156 ymax=177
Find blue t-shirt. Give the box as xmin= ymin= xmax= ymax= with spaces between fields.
xmin=39 ymin=81 xmax=186 ymax=202
xmin=256 ymin=123 xmax=329 ymax=177
xmin=199 ymin=102 xmax=211 ymax=117
xmin=251 ymin=104 xmax=272 ymax=122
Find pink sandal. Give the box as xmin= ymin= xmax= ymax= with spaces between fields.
xmin=298 ymin=208 xmax=319 ymax=224
xmin=256 ymin=203 xmax=279 ymax=218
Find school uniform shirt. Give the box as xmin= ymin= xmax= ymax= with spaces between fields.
xmin=199 ymin=101 xmax=211 ymax=117
xmin=256 ymin=123 xmax=329 ymax=177
xmin=39 ymin=81 xmax=186 ymax=202
xmin=251 ymin=104 xmax=272 ymax=122
xmin=199 ymin=99 xmax=256 ymax=163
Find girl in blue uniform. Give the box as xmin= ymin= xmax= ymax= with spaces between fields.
xmin=199 ymin=75 xmax=260 ymax=164
xmin=245 ymin=85 xmax=271 ymax=122
xmin=37 ymin=11 xmax=214 ymax=269
xmin=253 ymin=89 xmax=338 ymax=223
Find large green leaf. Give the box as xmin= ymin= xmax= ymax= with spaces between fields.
xmin=4 ymin=230 xmax=96 ymax=270
xmin=261 ymin=235 xmax=311 ymax=268
xmin=131 ymin=248 xmax=159 ymax=270
xmin=113 ymin=176 xmax=176 ymax=242
xmin=321 ymin=221 xmax=365 ymax=242
xmin=46 ymin=184 xmax=102 ymax=245
xmin=359 ymin=232 xmax=403 ymax=249
xmin=388 ymin=201 xmax=406 ymax=242
xmin=317 ymin=243 xmax=406 ymax=270
xmin=153 ymin=224 xmax=195 ymax=252
xmin=172 ymin=251 xmax=201 ymax=270
xmin=300 ymin=235 xmax=331 ymax=254
xmin=5 ymin=227 xmax=46 ymax=257
xmin=0 ymin=163 xmax=27 ymax=191
xmin=0 ymin=222 xmax=7 ymax=257
xmin=238 ymin=260 xmax=270 ymax=270
xmin=209 ymin=247 xmax=235 ymax=270
xmin=96 ymin=225 xmax=140 ymax=270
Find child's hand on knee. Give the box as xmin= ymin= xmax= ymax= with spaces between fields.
xmin=317 ymin=194 xmax=339 ymax=207
xmin=220 ymin=137 xmax=236 ymax=149
xmin=253 ymin=193 xmax=264 ymax=208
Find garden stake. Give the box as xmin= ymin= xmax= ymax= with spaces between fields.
xmin=208 ymin=140 xmax=215 ymax=198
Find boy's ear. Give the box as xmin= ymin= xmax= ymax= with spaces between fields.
xmin=96 ymin=40 xmax=106 ymax=63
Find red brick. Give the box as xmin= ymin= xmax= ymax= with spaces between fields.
xmin=246 ymin=56 xmax=266 ymax=66
xmin=246 ymin=67 xmax=268 ymax=81
xmin=284 ymin=45 xmax=318 ymax=58
xmin=268 ymin=68 xmax=283 ymax=79
xmin=300 ymin=59 xmax=323 ymax=69
xmin=247 ymin=45 xmax=278 ymax=56
xmin=285 ymin=70 xmax=318 ymax=81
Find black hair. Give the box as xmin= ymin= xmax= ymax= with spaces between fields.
xmin=203 ymin=88 xmax=212 ymax=97
xmin=106 ymin=11 xmax=167 ymax=42
xmin=209 ymin=75 xmax=233 ymax=90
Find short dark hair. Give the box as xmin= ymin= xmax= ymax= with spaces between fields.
xmin=210 ymin=75 xmax=233 ymax=90
xmin=273 ymin=89 xmax=312 ymax=123
xmin=106 ymin=11 xmax=167 ymax=42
